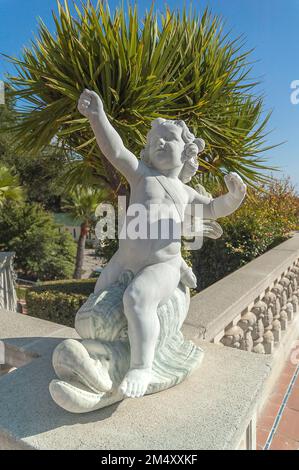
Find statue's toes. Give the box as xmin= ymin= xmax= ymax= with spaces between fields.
xmin=52 ymin=339 xmax=113 ymax=393
xmin=49 ymin=379 xmax=106 ymax=413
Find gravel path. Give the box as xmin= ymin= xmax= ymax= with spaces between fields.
xmin=82 ymin=249 xmax=105 ymax=278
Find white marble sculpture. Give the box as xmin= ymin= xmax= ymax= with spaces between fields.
xmin=49 ymin=90 xmax=246 ymax=413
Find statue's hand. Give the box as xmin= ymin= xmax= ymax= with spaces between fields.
xmin=224 ymin=172 xmax=247 ymax=201
xmin=78 ymin=89 xmax=104 ymax=120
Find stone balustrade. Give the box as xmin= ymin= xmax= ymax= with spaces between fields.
xmin=220 ymin=261 xmax=299 ymax=355
xmin=184 ymin=233 xmax=299 ymax=356
xmin=0 ymin=252 xmax=17 ymax=312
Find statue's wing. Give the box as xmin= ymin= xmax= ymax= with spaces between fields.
xmin=192 ymin=183 xmax=223 ymax=239
xmin=182 ymin=217 xmax=223 ymax=240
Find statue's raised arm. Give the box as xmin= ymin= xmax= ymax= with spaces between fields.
xmin=78 ymin=90 xmax=140 ymax=184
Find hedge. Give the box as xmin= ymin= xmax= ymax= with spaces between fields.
xmin=25 ymin=278 xmax=97 ymax=326
xmin=26 ymin=290 xmax=87 ymax=327
xmin=31 ymin=278 xmax=97 ymax=295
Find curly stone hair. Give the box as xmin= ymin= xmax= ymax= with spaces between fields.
xmin=140 ymin=118 xmax=205 ymax=183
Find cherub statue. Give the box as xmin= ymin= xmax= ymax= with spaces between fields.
xmin=49 ymin=90 xmax=246 ymax=413
xmin=74 ymin=90 xmax=246 ymax=399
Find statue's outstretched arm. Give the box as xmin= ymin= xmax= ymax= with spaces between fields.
xmin=187 ymin=172 xmax=247 ymax=219
xmin=78 ymin=89 xmax=140 ymax=183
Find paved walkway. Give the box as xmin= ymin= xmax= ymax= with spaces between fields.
xmin=257 ymin=341 xmax=299 ymax=450
xmin=81 ymin=249 xmax=104 ymax=278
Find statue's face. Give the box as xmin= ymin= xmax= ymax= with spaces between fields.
xmin=148 ymin=123 xmax=185 ymax=171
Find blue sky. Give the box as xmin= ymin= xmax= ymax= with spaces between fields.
xmin=0 ymin=0 xmax=299 ymax=187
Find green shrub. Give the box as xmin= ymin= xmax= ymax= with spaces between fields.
xmin=25 ymin=278 xmax=97 ymax=326
xmin=0 ymin=200 xmax=76 ymax=281
xmin=26 ymin=290 xmax=87 ymax=327
xmin=191 ymin=178 xmax=299 ymax=291
xmin=32 ymin=278 xmax=97 ymax=296
xmin=16 ymin=285 xmax=28 ymax=300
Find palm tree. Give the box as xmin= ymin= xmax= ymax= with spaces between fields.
xmin=0 ymin=164 xmax=23 ymax=207
xmin=5 ymin=1 xmax=277 ymax=193
xmin=63 ymin=186 xmax=108 ymax=279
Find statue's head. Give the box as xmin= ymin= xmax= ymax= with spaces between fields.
xmin=140 ymin=118 xmax=205 ymax=182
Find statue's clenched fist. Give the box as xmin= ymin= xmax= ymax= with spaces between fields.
xmin=78 ymin=89 xmax=103 ymax=120
xmin=224 ymin=172 xmax=247 ymax=201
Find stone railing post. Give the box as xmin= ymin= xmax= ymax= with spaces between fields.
xmin=0 ymin=253 xmax=17 ymax=312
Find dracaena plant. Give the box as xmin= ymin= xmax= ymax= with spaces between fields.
xmin=3 ymin=0 xmax=278 ymax=195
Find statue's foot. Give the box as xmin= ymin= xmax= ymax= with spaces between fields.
xmin=119 ymin=368 xmax=152 ymax=398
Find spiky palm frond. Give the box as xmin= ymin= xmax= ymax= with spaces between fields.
xmin=4 ymin=0 xmax=278 ymax=190
xmin=62 ymin=185 xmax=109 ymax=223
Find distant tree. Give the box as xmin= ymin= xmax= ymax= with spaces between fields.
xmin=0 ymin=201 xmax=76 ymax=280
xmin=0 ymin=85 xmax=73 ymax=210
xmin=0 ymin=84 xmax=17 ymax=159
xmin=63 ymin=186 xmax=109 ymax=279
xmin=3 ymin=146 xmax=71 ymax=211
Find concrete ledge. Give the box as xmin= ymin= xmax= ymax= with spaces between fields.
xmin=0 ymin=310 xmax=271 ymax=450
xmin=185 ymin=233 xmax=299 ymax=341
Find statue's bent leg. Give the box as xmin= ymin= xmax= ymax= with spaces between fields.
xmin=120 ymin=259 xmax=181 ymax=398
xmin=75 ymin=250 xmax=126 ymax=339
xmin=93 ymin=249 xmax=124 ymax=294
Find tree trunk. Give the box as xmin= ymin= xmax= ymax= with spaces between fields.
xmin=73 ymin=222 xmax=89 ymax=279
